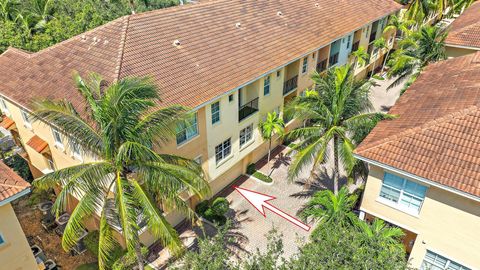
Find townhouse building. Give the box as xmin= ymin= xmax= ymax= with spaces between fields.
xmin=355 ymin=53 xmax=480 ymax=269
xmin=0 ymin=161 xmax=36 ymax=269
xmin=445 ymin=1 xmax=480 ymax=58
xmin=0 ymin=0 xmax=402 ymax=247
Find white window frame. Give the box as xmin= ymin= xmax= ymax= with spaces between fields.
xmin=46 ymin=157 xmax=55 ymax=172
xmin=239 ymin=124 xmax=254 ymax=148
xmin=215 ymin=138 xmax=231 ymax=164
xmin=421 ymin=250 xmax=471 ymax=270
xmin=347 ymin=35 xmax=352 ymax=49
xmin=263 ymin=75 xmax=271 ymax=96
xmin=176 ymin=112 xmax=199 ymax=146
xmin=52 ymin=128 xmax=64 ymax=149
xmin=21 ymin=110 xmax=32 ymax=129
xmin=211 ymin=102 xmax=220 ymax=125
xmin=302 ymin=57 xmax=308 ymax=74
xmin=0 ymin=98 xmax=10 ymax=116
xmin=193 ymin=155 xmax=202 ymax=165
xmin=378 ymin=172 xmax=427 ymax=215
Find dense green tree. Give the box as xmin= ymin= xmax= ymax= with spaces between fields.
xmin=351 ymin=46 xmax=370 ymax=68
xmin=285 ymin=65 xmax=394 ymax=194
xmin=259 ymin=111 xmax=285 ymax=164
xmin=33 ymin=73 xmax=210 ymax=270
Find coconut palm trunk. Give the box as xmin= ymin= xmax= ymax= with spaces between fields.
xmin=381 ymin=49 xmax=390 ymax=74
xmin=333 ymin=135 xmax=340 ymax=195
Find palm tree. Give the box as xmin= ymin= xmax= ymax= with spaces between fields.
xmin=370 ymin=38 xmax=387 ymax=78
xmin=383 ymin=14 xmax=413 ymax=39
xmin=259 ymin=111 xmax=285 ymax=164
xmin=351 ymin=46 xmax=369 ymax=69
xmin=285 ymin=65 xmax=394 ymax=194
xmin=0 ymin=0 xmax=19 ymax=21
xmin=33 ymin=73 xmax=210 ymax=270
xmin=300 ymin=187 xmax=358 ymax=227
xmin=387 ymin=25 xmax=446 ymax=88
xmin=355 ymin=218 xmax=405 ymax=251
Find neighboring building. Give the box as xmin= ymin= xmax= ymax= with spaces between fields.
xmin=0 ymin=161 xmax=36 ymax=269
xmin=0 ymin=0 xmax=402 ymax=247
xmin=445 ymin=1 xmax=480 ymax=58
xmin=355 ymin=53 xmax=480 ymax=269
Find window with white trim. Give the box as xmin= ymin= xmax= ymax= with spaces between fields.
xmin=52 ymin=128 xmax=63 ymax=148
xmin=21 ymin=110 xmax=31 ymax=128
xmin=302 ymin=57 xmax=308 ymax=74
xmin=239 ymin=124 xmax=253 ymax=148
xmin=347 ymin=35 xmax=352 ymax=49
xmin=379 ymin=172 xmax=427 ymax=214
xmin=211 ymin=102 xmax=220 ymax=124
xmin=0 ymin=98 xmax=9 ymax=116
xmin=264 ymin=75 xmax=270 ymax=96
xmin=176 ymin=112 xmax=199 ymax=145
xmin=215 ymin=138 xmax=231 ymax=164
xmin=0 ymin=233 xmax=5 ymax=246
xmin=421 ymin=250 xmax=471 ymax=270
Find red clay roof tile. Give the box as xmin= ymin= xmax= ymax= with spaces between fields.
xmin=26 ymin=135 xmax=49 ymax=153
xmin=0 ymin=115 xmax=15 ymax=129
xmin=0 ymin=161 xmax=30 ymax=203
xmin=446 ymin=1 xmax=480 ymax=49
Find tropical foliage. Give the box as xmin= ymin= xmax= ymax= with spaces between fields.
xmin=387 ymin=25 xmax=447 ymax=90
xmin=0 ymin=0 xmax=179 ymax=54
xmin=351 ymin=46 xmax=370 ymax=68
xmin=404 ymin=0 xmax=475 ymax=24
xmin=285 ymin=65 xmax=394 ymax=194
xmin=259 ymin=111 xmax=285 ymax=163
xmin=33 ymin=73 xmax=210 ymax=270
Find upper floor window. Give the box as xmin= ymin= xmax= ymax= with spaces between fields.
xmin=239 ymin=124 xmax=253 ymax=148
xmin=215 ymin=138 xmax=231 ymax=164
xmin=264 ymin=75 xmax=271 ymax=96
xmin=302 ymin=57 xmax=308 ymax=74
xmin=347 ymin=35 xmax=351 ymax=49
xmin=379 ymin=172 xmax=427 ymax=214
xmin=0 ymin=98 xmax=9 ymax=116
xmin=229 ymin=94 xmax=234 ymax=102
xmin=421 ymin=250 xmax=471 ymax=270
xmin=52 ymin=128 xmax=63 ymax=148
xmin=211 ymin=102 xmax=220 ymax=125
xmin=21 ymin=110 xmax=32 ymax=129
xmin=276 ymin=70 xmax=281 ymax=78
xmin=176 ymin=112 xmax=198 ymax=145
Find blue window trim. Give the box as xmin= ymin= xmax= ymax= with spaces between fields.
xmin=378 ymin=172 xmax=427 ymax=214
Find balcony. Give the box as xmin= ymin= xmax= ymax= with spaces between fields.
xmin=283 ymin=75 xmax=298 ymax=95
xmin=238 ymin=97 xmax=259 ymax=122
xmin=329 ymin=52 xmax=339 ymax=66
xmin=316 ymin=59 xmax=328 ymax=73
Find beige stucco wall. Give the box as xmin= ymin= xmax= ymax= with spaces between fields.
xmin=0 ymin=203 xmax=37 ymax=270
xmin=446 ymin=46 xmax=478 ymax=58
xmin=360 ymin=165 xmax=480 ymax=269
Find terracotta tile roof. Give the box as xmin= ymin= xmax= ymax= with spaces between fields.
xmin=0 ymin=161 xmax=30 ymax=203
xmin=0 ymin=115 xmax=15 ymax=129
xmin=26 ymin=135 xmax=49 ymax=153
xmin=0 ymin=0 xmax=402 ymax=114
xmin=445 ymin=1 xmax=480 ymax=49
xmin=355 ymin=52 xmax=480 ymax=198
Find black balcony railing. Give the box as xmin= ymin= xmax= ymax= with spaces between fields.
xmin=316 ymin=59 xmax=328 ymax=73
xmin=329 ymin=52 xmax=339 ymax=66
xmin=238 ymin=97 xmax=259 ymax=122
xmin=352 ymin=41 xmax=360 ymax=52
xmin=369 ymin=31 xmax=377 ymax=43
xmin=283 ymin=75 xmax=298 ymax=95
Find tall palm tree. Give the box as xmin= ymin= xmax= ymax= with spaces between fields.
xmin=259 ymin=111 xmax=285 ymax=163
xmin=33 ymin=73 xmax=210 ymax=270
xmin=0 ymin=0 xmax=19 ymax=21
xmin=371 ymin=38 xmax=387 ymax=78
xmin=351 ymin=46 xmax=369 ymax=69
xmin=387 ymin=25 xmax=446 ymax=88
xmin=383 ymin=14 xmax=414 ymax=39
xmin=285 ymin=65 xmax=394 ymax=194
xmin=300 ymin=187 xmax=358 ymax=227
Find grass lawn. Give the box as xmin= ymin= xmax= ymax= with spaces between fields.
xmin=252 ymin=171 xmax=273 ymax=183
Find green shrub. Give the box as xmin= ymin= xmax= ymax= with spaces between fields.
xmin=246 ymin=163 xmax=256 ymax=175
xmin=4 ymin=154 xmax=33 ymax=181
xmin=210 ymin=197 xmax=229 ymax=216
xmin=84 ymin=231 xmax=100 ymax=257
xmin=195 ymin=200 xmax=210 ymax=216
xmin=112 ymin=246 xmax=148 ymax=270
xmin=252 ymin=171 xmax=273 ymax=183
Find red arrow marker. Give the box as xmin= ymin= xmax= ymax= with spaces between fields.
xmin=234 ymin=186 xmax=311 ymax=231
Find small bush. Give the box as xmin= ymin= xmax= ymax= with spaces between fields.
xmin=84 ymin=231 xmax=100 ymax=257
xmin=112 ymin=246 xmax=148 ymax=270
xmin=252 ymin=171 xmax=273 ymax=183
xmin=246 ymin=163 xmax=256 ymax=175
xmin=210 ymin=197 xmax=229 ymax=216
xmin=195 ymin=200 xmax=210 ymax=216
